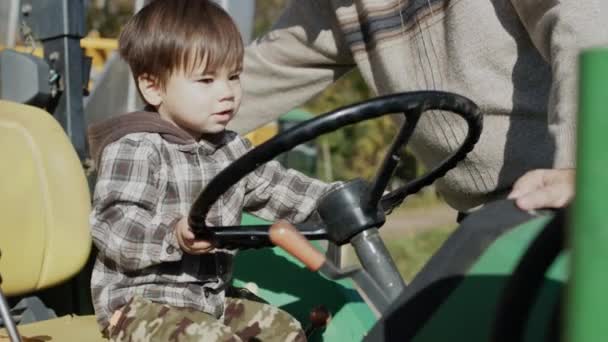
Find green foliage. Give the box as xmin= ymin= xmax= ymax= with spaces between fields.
xmin=253 ymin=0 xmax=288 ymax=37
xmin=86 ymin=1 xmax=133 ymax=38
xmin=302 ymin=70 xmax=421 ymax=186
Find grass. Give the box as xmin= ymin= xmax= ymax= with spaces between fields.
xmin=357 ymin=189 xmax=456 ymax=281
xmin=383 ymin=226 xmax=456 ymax=281
xmin=343 ymin=225 xmax=456 ymax=282
xmin=396 ymin=187 xmax=445 ymax=211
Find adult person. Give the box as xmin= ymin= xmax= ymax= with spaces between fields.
xmin=234 ymin=0 xmax=606 ymax=213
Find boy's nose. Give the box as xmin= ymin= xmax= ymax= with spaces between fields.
xmin=218 ymin=82 xmax=234 ymax=101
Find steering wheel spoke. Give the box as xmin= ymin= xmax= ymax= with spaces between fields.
xmin=366 ymin=110 xmax=421 ymax=208
xmin=201 ymin=223 xmax=329 ymax=249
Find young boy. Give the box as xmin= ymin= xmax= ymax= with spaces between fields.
xmin=87 ymin=1 xmax=329 ymax=340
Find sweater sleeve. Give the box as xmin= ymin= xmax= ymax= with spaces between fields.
xmin=90 ymin=137 xmax=183 ymax=271
xmin=233 ymin=0 xmax=355 ymax=134
xmin=510 ymin=0 xmax=608 ymax=168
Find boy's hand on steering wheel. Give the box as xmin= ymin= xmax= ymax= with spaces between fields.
xmin=175 ymin=216 xmax=214 ymax=254
xmin=508 ymin=168 xmax=575 ymax=211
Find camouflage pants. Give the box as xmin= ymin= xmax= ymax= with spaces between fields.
xmin=107 ymin=295 xmax=306 ymax=342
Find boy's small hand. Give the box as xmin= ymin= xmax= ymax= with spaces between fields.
xmin=175 ymin=217 xmax=214 ymax=254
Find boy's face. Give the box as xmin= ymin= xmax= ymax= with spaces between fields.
xmin=155 ymin=63 xmax=242 ymax=138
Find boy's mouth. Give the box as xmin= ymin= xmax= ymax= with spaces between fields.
xmin=213 ymin=110 xmax=233 ymax=121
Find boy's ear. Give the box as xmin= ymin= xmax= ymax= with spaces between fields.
xmin=137 ymin=74 xmax=163 ymax=106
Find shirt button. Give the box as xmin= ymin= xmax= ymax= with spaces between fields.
xmin=166 ymin=246 xmax=175 ymax=254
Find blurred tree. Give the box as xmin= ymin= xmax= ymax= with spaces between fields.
xmin=86 ymin=0 xmax=133 ymax=38
xmin=253 ymin=0 xmax=287 ymax=37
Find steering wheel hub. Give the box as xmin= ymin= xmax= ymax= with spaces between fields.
xmin=318 ymin=179 xmax=386 ymax=245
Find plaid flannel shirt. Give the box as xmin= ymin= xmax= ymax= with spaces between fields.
xmin=90 ymin=131 xmax=330 ymax=330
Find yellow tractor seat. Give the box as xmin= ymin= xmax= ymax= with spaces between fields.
xmin=0 ymin=101 xmax=104 ymax=341
xmin=2 ymin=316 xmax=102 ymax=342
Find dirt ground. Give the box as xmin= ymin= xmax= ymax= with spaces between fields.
xmin=379 ymin=203 xmax=458 ymax=237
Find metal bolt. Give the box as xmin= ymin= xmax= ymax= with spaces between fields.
xmin=49 ymin=70 xmax=60 ymax=84
xmin=309 ymin=305 xmax=331 ymax=328
xmin=49 ymin=51 xmax=60 ymax=62
xmin=21 ymin=3 xmax=32 ymax=16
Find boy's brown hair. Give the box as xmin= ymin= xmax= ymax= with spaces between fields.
xmin=119 ymin=0 xmax=244 ymax=91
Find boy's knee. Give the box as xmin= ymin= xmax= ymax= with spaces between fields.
xmin=225 ymin=299 xmax=306 ymax=342
xmin=253 ymin=308 xmax=306 ymax=342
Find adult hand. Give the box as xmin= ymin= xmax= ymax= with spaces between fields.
xmin=508 ymin=168 xmax=575 ymax=211
xmin=174 ymin=216 xmax=214 ymax=254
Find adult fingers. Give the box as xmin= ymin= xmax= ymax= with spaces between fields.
xmin=543 ymin=168 xmax=575 ymax=185
xmin=508 ymin=169 xmax=546 ymax=199
xmin=515 ymin=182 xmax=574 ymax=210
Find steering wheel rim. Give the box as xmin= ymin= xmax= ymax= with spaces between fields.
xmin=188 ymin=91 xmax=483 ymax=247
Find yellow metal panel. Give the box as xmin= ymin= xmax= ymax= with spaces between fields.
xmin=80 ymin=37 xmax=119 ymax=51
xmin=1 ymin=36 xmax=119 ymax=75
xmin=244 ymin=122 xmax=278 ymax=146
xmin=0 ymin=101 xmax=91 ymax=296
xmin=80 ymin=37 xmax=119 ymax=70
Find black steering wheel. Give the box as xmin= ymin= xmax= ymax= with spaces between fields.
xmin=188 ymin=91 xmax=483 ymax=248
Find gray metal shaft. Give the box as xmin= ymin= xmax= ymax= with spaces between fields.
xmin=0 ymin=287 xmax=22 ymax=342
xmin=351 ymin=228 xmax=406 ymax=303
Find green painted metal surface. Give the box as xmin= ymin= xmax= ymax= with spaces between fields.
xmin=413 ymin=215 xmax=567 ymax=341
xmin=568 ymin=48 xmax=608 ymax=342
xmin=234 ymin=110 xmax=376 ymax=341
xmin=276 ymin=109 xmax=318 ymax=177
xmin=234 ymin=214 xmax=376 ymax=341
xmin=280 ymin=109 xmax=314 ymax=122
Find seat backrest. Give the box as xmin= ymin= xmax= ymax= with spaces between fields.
xmin=0 ymin=100 xmax=91 ymax=296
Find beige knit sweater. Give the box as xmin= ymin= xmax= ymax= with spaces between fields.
xmin=235 ymin=0 xmax=607 ymax=211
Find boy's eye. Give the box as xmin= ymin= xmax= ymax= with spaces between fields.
xmin=197 ymin=78 xmax=214 ymax=84
xmin=229 ymin=74 xmax=241 ymax=81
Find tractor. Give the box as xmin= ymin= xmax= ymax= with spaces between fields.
xmin=1 ymin=1 xmax=607 ymax=341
